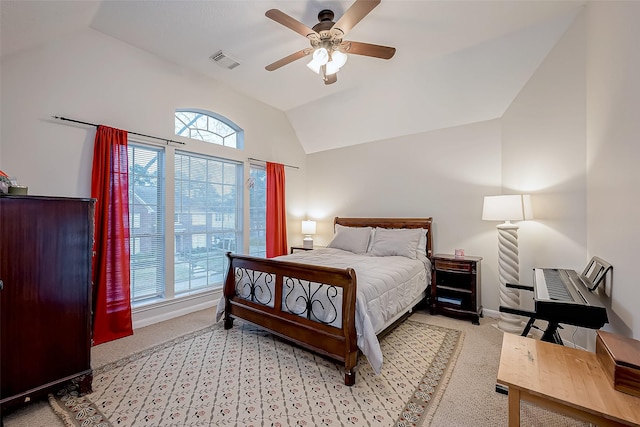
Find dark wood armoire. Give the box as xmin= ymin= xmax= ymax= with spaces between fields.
xmin=0 ymin=195 xmax=94 ymax=418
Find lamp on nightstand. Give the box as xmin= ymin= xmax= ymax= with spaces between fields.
xmin=301 ymin=220 xmax=316 ymax=249
xmin=482 ymin=194 xmax=533 ymax=334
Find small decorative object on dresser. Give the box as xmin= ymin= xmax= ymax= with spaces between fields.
xmin=431 ymin=253 xmax=482 ymax=324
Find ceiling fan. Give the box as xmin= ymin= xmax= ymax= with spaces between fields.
xmin=265 ymin=0 xmax=396 ymax=85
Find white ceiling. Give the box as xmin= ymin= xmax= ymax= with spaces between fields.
xmin=1 ymin=0 xmax=585 ymax=153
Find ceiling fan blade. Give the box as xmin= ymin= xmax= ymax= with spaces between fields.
xmin=265 ymin=49 xmax=311 ymax=71
xmin=340 ymin=41 xmax=396 ymax=59
xmin=266 ymin=9 xmax=317 ymax=38
xmin=332 ymin=0 xmax=381 ymax=37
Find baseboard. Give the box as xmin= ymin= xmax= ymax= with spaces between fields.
xmin=482 ymin=308 xmax=500 ymax=319
xmin=132 ymin=291 xmax=221 ymax=329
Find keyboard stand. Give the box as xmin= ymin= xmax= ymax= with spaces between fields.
xmin=501 ymin=282 xmax=564 ymax=345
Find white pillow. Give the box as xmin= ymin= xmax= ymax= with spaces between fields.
xmin=366 ymin=228 xmax=376 ymax=252
xmin=370 ymin=227 xmax=423 ymax=259
xmin=326 ymin=224 xmax=372 ymax=254
xmin=416 ymin=228 xmax=428 ymax=258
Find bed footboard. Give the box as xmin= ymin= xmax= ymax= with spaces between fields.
xmin=223 ymin=252 xmax=359 ymax=385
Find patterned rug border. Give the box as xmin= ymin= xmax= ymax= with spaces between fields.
xmin=49 ymin=319 xmax=464 ymax=427
xmin=397 ymin=323 xmax=464 ymax=426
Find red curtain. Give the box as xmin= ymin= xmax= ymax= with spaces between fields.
xmin=266 ymin=162 xmax=288 ymax=257
xmin=91 ymin=125 xmax=133 ymax=345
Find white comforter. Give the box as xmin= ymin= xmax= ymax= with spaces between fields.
xmin=216 ymin=248 xmax=430 ymax=374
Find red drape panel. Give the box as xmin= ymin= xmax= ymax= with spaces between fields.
xmin=91 ymin=125 xmax=133 ymax=345
xmin=266 ymin=162 xmax=288 ymax=257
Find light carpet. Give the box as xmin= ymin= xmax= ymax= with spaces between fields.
xmin=50 ymin=319 xmax=463 ymax=427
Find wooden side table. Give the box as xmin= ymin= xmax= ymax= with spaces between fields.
xmin=431 ymin=253 xmax=482 ymax=324
xmin=497 ymin=333 xmax=640 ymax=426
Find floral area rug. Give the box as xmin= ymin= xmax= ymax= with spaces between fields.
xmin=49 ymin=319 xmax=463 ymax=427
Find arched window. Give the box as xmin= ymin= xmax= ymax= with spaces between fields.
xmin=175 ymin=109 xmax=244 ymax=149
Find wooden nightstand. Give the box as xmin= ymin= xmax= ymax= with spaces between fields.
xmin=431 ymin=253 xmax=482 ymax=324
xmin=290 ymin=246 xmax=314 ymax=254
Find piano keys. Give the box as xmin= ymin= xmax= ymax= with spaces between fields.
xmin=499 ymin=256 xmax=611 ymax=345
xmin=533 ymin=267 xmax=608 ymax=329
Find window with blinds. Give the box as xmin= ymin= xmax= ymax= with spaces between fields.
xmin=128 ymin=144 xmax=165 ymax=303
xmin=249 ymin=164 xmax=266 ymax=257
xmin=174 ymin=152 xmax=243 ymax=294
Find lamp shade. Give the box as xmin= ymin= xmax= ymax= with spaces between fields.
xmin=307 ymin=48 xmax=329 ymax=74
xmin=482 ymin=195 xmax=533 ymax=221
xmin=325 ymin=51 xmax=348 ymax=75
xmin=301 ymin=220 xmax=316 ymax=235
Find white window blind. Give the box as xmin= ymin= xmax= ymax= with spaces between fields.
xmin=128 ymin=144 xmax=165 ymax=303
xmin=249 ymin=164 xmax=266 ymax=257
xmin=174 ymin=152 xmax=243 ymax=293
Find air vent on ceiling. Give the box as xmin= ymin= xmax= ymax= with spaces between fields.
xmin=210 ymin=50 xmax=240 ymax=70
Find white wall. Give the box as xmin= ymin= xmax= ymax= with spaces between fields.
xmin=0 ymin=28 xmax=307 ymax=326
xmin=502 ymin=9 xmax=587 ymax=277
xmin=307 ymin=120 xmax=504 ymax=313
xmin=501 ymin=10 xmax=591 ymax=344
xmin=307 ymin=2 xmax=640 ymax=344
xmin=501 ymin=2 xmax=640 ymax=342
xmin=0 ymin=28 xmax=305 ymax=198
xmin=586 ymin=1 xmax=640 ymax=339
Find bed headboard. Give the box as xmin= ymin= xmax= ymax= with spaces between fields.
xmin=334 ymin=217 xmax=434 ymax=259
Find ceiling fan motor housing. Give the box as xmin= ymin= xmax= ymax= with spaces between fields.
xmin=310 ymin=9 xmax=343 ymax=52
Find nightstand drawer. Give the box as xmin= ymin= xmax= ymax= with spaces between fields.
xmin=435 ymin=259 xmax=474 ymax=273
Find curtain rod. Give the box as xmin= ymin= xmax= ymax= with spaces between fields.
xmin=52 ymin=116 xmax=186 ymax=145
xmin=248 ymin=157 xmax=299 ymax=170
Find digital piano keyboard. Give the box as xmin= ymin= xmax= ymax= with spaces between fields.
xmin=499 ymin=256 xmax=611 ymax=345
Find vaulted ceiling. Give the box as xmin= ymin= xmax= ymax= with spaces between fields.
xmin=1 ymin=0 xmax=585 ymax=153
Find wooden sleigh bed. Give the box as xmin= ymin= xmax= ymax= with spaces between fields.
xmin=218 ymin=217 xmax=433 ymax=386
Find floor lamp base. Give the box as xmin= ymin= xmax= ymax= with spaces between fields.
xmin=497 ymin=319 xmax=524 ymax=334
xmin=496 ymin=222 xmax=523 ymax=335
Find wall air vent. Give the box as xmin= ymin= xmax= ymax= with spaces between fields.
xmin=209 ymin=50 xmax=240 ymax=70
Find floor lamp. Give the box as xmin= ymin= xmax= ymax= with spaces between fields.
xmin=482 ymin=195 xmax=532 ymax=334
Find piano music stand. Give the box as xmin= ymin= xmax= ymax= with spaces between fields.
xmin=582 ymin=256 xmax=612 ymax=291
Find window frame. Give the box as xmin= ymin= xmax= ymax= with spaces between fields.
xmin=174 ymin=109 xmax=244 ymax=149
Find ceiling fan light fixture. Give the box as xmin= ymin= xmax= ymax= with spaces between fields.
xmin=325 ymin=51 xmax=348 ymax=75
xmin=307 ymin=47 xmax=329 ymax=74
xmin=325 ymin=60 xmax=339 ymax=76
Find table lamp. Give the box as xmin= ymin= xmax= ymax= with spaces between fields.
xmin=301 ymin=220 xmax=316 ymax=249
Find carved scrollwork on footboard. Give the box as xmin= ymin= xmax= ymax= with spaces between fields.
xmin=282 ymin=277 xmax=340 ymax=326
xmin=234 ymin=267 xmax=275 ymax=307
